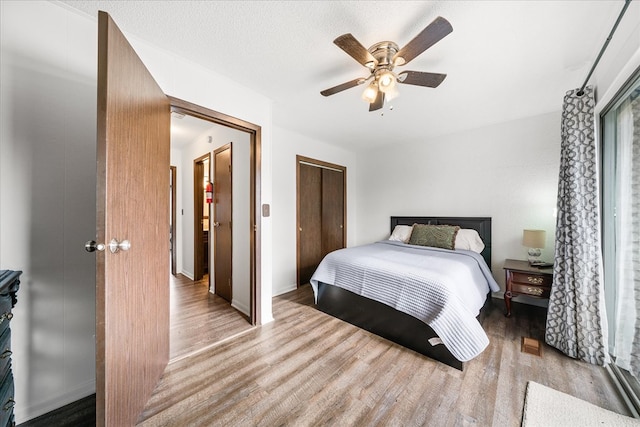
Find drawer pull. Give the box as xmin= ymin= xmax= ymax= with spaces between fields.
xmin=3 ymin=398 xmax=14 ymax=411
xmin=0 ymin=350 xmax=11 ymax=359
xmin=527 ymin=276 xmax=544 ymax=285
xmin=527 ymin=287 xmax=544 ymax=296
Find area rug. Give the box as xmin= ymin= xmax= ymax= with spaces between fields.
xmin=522 ymin=381 xmax=640 ymax=426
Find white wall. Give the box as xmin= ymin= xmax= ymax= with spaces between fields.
xmin=355 ymin=112 xmax=561 ymax=293
xmin=593 ymin=1 xmax=640 ymax=110
xmin=174 ymin=124 xmax=251 ymax=315
xmin=271 ymin=126 xmax=358 ymax=296
xmin=1 ymin=1 xmax=98 ymax=422
xmin=1 ymin=1 xmax=273 ymax=423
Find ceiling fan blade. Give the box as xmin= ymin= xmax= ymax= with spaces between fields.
xmin=320 ymin=78 xmax=367 ymax=96
xmin=334 ymin=33 xmax=377 ymax=68
xmin=397 ymin=71 xmax=447 ymax=88
xmin=393 ymin=16 xmax=453 ymax=66
xmin=369 ymin=91 xmax=385 ymax=112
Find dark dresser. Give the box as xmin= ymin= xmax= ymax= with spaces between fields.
xmin=0 ymin=270 xmax=20 ymax=427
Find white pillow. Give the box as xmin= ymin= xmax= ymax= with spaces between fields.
xmin=455 ymin=229 xmax=485 ymax=253
xmin=389 ymin=225 xmax=413 ymax=243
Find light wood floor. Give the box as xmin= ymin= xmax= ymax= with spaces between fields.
xmin=138 ymin=285 xmax=630 ymax=426
xmin=170 ymin=274 xmax=253 ymax=361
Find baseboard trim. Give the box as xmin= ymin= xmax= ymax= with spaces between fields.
xmin=16 ymin=380 xmax=95 ymax=424
xmin=231 ymin=299 xmax=249 ymax=316
xmin=272 ymin=283 xmax=297 ymax=297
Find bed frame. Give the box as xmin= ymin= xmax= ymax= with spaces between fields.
xmin=315 ymin=216 xmax=492 ymax=371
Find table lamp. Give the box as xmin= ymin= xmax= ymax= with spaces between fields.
xmin=523 ymin=229 xmax=546 ymax=264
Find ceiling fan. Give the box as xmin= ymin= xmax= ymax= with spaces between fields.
xmin=320 ymin=16 xmax=453 ymax=112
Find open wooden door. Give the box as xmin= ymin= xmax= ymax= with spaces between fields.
xmin=213 ymin=143 xmax=233 ymax=302
xmin=95 ymin=11 xmax=170 ymax=426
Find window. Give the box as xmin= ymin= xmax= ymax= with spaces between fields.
xmin=601 ymin=69 xmax=640 ymax=415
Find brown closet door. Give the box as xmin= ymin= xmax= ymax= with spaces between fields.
xmin=321 ymin=168 xmax=344 ymax=255
xmin=298 ymin=163 xmax=322 ymax=286
xmin=297 ymin=157 xmax=346 ymax=287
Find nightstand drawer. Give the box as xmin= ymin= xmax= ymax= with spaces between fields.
xmin=511 ymin=282 xmax=551 ymax=298
xmin=510 ymin=272 xmax=553 ymax=287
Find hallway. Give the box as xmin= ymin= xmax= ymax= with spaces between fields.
xmin=170 ymin=274 xmax=253 ymax=361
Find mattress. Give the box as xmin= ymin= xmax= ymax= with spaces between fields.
xmin=310 ymin=240 xmax=500 ymax=361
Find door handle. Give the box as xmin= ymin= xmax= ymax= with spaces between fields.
xmin=85 ymin=240 xmax=105 ymax=252
xmin=85 ymin=239 xmax=130 ymax=253
xmin=213 ymin=222 xmax=220 ymax=228
xmin=108 ymin=238 xmax=131 ymax=253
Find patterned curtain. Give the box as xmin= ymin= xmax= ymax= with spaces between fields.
xmin=545 ymin=86 xmax=609 ymax=365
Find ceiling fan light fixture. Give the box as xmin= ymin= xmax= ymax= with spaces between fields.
xmin=362 ymin=81 xmax=379 ymax=103
xmin=378 ymin=70 xmax=396 ymax=93
xmin=385 ymin=84 xmax=400 ymax=101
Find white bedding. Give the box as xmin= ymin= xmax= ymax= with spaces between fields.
xmin=310 ymin=240 xmax=500 ymax=362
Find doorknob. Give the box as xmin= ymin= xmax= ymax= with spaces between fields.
xmin=213 ymin=222 xmax=220 ymax=228
xmin=85 ymin=240 xmax=105 ymax=252
xmin=85 ymin=239 xmax=130 ymax=253
xmin=108 ymin=238 xmax=131 ymax=253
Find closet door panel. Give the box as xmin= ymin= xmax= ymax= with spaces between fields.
xmin=298 ymin=163 xmax=322 ymax=286
xmin=321 ymin=168 xmax=345 ymax=255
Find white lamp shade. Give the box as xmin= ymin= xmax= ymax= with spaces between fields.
xmin=361 ymin=82 xmax=378 ymax=103
xmin=378 ymin=71 xmax=396 ymax=93
xmin=523 ymin=229 xmax=546 ymax=248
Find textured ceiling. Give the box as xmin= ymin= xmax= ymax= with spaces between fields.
xmin=58 ymin=1 xmax=624 ymax=150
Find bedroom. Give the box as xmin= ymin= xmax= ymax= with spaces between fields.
xmin=1 ymin=0 xmax=639 ymax=425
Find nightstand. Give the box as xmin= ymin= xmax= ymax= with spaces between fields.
xmin=503 ymin=259 xmax=553 ymax=317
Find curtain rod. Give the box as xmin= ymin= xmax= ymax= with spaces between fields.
xmin=577 ymin=0 xmax=633 ymax=96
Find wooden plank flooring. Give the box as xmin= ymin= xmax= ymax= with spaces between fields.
xmin=138 ymin=285 xmax=630 ymax=426
xmin=18 ymin=275 xmax=253 ymax=427
xmin=169 ymin=274 xmax=253 ymax=361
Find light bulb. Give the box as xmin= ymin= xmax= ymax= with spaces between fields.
xmin=378 ymin=71 xmax=396 ymax=93
xmin=361 ymin=82 xmax=378 ymax=103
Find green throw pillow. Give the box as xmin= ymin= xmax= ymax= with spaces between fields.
xmin=408 ymin=224 xmax=460 ymax=250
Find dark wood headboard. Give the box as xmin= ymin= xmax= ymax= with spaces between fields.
xmin=390 ymin=216 xmax=492 ymax=267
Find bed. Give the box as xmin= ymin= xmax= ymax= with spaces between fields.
xmin=310 ymin=216 xmax=498 ymax=370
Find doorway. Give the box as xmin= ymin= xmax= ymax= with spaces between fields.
xmin=193 ymin=153 xmax=211 ymax=282
xmin=170 ymin=97 xmax=260 ymax=325
xmin=170 ymin=166 xmax=177 ymax=275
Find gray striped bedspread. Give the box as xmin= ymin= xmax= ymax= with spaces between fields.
xmin=310 ymin=240 xmax=501 ymax=362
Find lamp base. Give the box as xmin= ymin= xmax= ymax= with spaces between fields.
xmin=527 ymin=247 xmax=541 ymax=264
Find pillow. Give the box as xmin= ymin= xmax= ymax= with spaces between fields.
xmin=454 ymin=228 xmax=485 ymax=253
xmin=408 ymin=224 xmax=460 ymax=250
xmin=389 ymin=225 xmax=413 ymax=243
